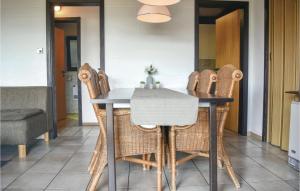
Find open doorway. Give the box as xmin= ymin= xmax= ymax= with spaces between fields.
xmin=195 ymin=1 xmax=249 ymax=136
xmin=54 ymin=18 xmax=81 ymax=130
xmin=46 ymin=0 xmax=104 ymax=138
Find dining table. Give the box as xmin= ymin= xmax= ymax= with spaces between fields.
xmin=90 ymin=88 xmax=233 ymax=191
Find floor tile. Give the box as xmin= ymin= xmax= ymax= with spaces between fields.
xmin=193 ymin=158 xmax=210 ymax=171
xmin=174 ymin=159 xmax=198 ymax=171
xmin=176 ymin=183 xmax=255 ymax=191
xmin=129 ymin=170 xmax=168 ymax=189
xmin=46 ymin=172 xmax=90 ymax=191
xmin=1 ymin=160 xmax=36 ymax=174
xmin=240 ymin=147 xmax=269 ymax=158
xmin=61 ymin=153 xmax=91 ymax=173
xmin=27 ymin=160 xmax=67 ymax=174
xmin=128 ymin=187 xmax=169 ymax=191
xmin=250 ymin=180 xmax=297 ymax=191
xmin=98 ymin=169 xmax=129 ymax=189
xmin=87 ymin=128 xmax=100 ymax=137
xmin=58 ymin=126 xmax=81 ymax=137
xmin=165 ymin=168 xmax=207 ymax=188
xmin=73 ymin=127 xmax=92 ymax=138
xmin=55 ymin=136 xmax=87 ymax=146
xmin=285 ymin=179 xmax=300 ymax=190
xmin=201 ymin=169 xmax=242 ymax=185
xmin=251 ymin=154 xmax=299 ymax=180
xmin=4 ymin=188 xmax=43 ymax=191
xmin=262 ymin=144 xmax=289 ymax=161
xmin=0 ymin=173 xmax=19 ymax=189
xmin=229 ymin=139 xmax=260 ymax=151
xmin=77 ymin=143 xmax=95 ymax=153
xmin=50 ymin=145 xmax=79 ymax=154
xmin=235 ymin=166 xmax=280 ymax=183
xmin=7 ymin=172 xmax=56 ymax=189
xmin=230 ymin=155 xmax=261 ymax=169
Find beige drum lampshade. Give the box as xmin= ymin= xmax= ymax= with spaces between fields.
xmin=138 ymin=0 xmax=180 ymax=6
xmin=137 ymin=5 xmax=171 ymax=23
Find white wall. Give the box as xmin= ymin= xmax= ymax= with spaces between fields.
xmin=55 ymin=6 xmax=100 ymax=123
xmin=247 ymin=0 xmax=265 ymax=136
xmin=0 ymin=0 xmax=47 ymax=86
xmin=105 ymin=0 xmax=195 ymax=89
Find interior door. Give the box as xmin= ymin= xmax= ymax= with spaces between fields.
xmin=216 ymin=9 xmax=242 ymax=133
xmin=55 ymin=27 xmax=67 ymax=122
xmin=268 ymin=0 xmax=299 ymax=150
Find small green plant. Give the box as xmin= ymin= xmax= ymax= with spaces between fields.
xmin=145 ymin=65 xmax=158 ymax=75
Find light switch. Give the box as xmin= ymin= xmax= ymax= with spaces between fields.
xmin=36 ymin=48 xmax=44 ymax=54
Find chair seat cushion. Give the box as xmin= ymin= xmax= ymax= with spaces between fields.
xmin=0 ymin=109 xmax=44 ymax=121
xmin=140 ymin=125 xmax=156 ymax=129
xmin=113 ymin=103 xmax=131 ymax=109
xmin=198 ymin=103 xmax=210 ymax=107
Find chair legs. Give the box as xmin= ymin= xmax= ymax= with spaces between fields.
xmin=87 ymin=128 xmax=163 ymax=191
xmin=217 ymin=159 xmax=224 ymax=168
xmin=88 ymin=134 xmax=102 ymax=174
xmin=222 ymin=149 xmax=240 ymax=188
xmin=157 ymin=128 xmax=163 ymax=191
xmin=87 ymin=143 xmax=107 ymax=191
xmin=168 ymin=131 xmax=240 ymax=190
xmin=142 ymin=154 xmax=151 ymax=170
xmin=169 ymin=127 xmax=176 ymax=191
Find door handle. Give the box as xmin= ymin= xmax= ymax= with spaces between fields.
xmin=61 ymin=70 xmax=66 ymax=77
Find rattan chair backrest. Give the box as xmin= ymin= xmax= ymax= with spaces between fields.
xmin=196 ymin=69 xmax=217 ymax=94
xmin=98 ymin=70 xmax=110 ymax=95
xmin=215 ymin=65 xmax=243 ymax=98
xmin=187 ymin=71 xmax=200 ymax=91
xmin=78 ymin=63 xmax=102 ymax=114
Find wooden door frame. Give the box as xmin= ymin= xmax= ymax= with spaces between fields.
xmin=262 ymin=0 xmax=269 ymax=142
xmin=46 ymin=0 xmax=104 ymax=138
xmin=195 ymin=0 xmax=249 ymax=136
xmin=54 ymin=17 xmax=82 ymax=128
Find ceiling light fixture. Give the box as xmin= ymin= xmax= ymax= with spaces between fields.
xmin=137 ymin=5 xmax=171 ymax=23
xmin=54 ymin=5 xmax=61 ymax=12
xmin=138 ymin=0 xmax=180 ymax=6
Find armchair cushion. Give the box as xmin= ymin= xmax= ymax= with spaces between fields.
xmin=1 ymin=109 xmax=43 ymax=121
xmin=0 ymin=113 xmax=47 ymax=145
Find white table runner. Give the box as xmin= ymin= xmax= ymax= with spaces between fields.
xmin=130 ymin=88 xmax=198 ymax=126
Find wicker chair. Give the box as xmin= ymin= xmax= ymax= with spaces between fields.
xmin=169 ymin=65 xmax=243 ymax=190
xmin=187 ymin=71 xmax=200 ymax=91
xmin=98 ymin=69 xmax=110 ymax=94
xmin=196 ymin=70 xmax=217 ymax=94
xmin=87 ymin=68 xmax=110 ymax=177
xmin=78 ymin=63 xmax=163 ymax=191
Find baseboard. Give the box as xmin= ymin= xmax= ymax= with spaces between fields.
xmin=248 ymin=131 xmax=262 ymax=141
xmin=82 ymin=122 xmax=98 ymax=126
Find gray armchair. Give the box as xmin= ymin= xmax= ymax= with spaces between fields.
xmin=0 ymin=87 xmax=52 ymax=158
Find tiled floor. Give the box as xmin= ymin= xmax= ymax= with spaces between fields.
xmin=1 ymin=125 xmax=299 ymax=191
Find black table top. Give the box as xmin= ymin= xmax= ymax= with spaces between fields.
xmin=90 ymin=88 xmax=233 ymax=104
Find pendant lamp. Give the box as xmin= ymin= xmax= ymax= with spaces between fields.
xmin=137 ymin=5 xmax=171 ymax=23
xmin=138 ymin=0 xmax=180 ymax=6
